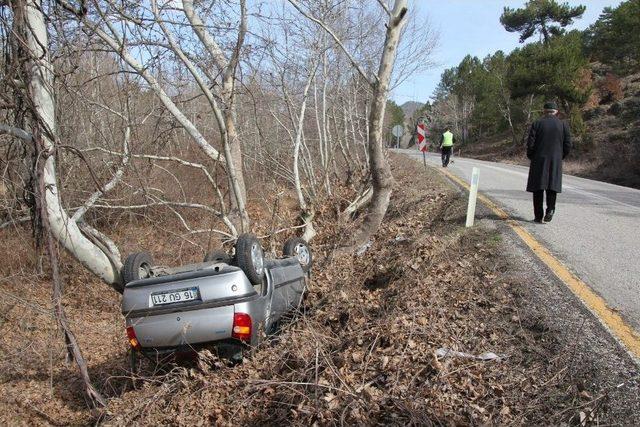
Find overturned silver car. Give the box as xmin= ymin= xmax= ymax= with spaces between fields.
xmin=121 ymin=234 xmax=312 ymax=366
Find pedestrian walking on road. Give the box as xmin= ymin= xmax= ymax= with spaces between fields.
xmin=526 ymin=101 xmax=572 ymax=223
xmin=439 ymin=127 xmax=454 ymax=167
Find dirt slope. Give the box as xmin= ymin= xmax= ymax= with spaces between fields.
xmin=0 ymin=154 xmax=634 ymax=425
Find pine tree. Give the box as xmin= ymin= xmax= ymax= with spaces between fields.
xmin=500 ymin=0 xmax=585 ymax=44
xmin=584 ymin=0 xmax=640 ymax=73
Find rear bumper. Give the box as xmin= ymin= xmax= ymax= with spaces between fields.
xmin=137 ymin=339 xmax=246 ymax=359
xmin=127 ymin=303 xmax=236 ymax=348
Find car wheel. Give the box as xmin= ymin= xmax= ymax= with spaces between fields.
xmin=122 ymin=252 xmax=154 ymax=284
xmin=203 ymin=249 xmax=232 ymax=264
xmin=235 ymin=234 xmax=265 ymax=286
xmin=283 ymin=237 xmax=312 ymax=273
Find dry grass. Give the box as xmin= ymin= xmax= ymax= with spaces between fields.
xmin=0 ymin=155 xmax=603 ymax=425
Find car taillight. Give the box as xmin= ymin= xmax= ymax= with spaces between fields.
xmin=126 ymin=326 xmax=141 ymax=350
xmin=232 ymin=313 xmax=252 ymax=342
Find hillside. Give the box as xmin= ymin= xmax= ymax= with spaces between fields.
xmin=458 ymin=70 xmax=640 ymax=189
xmin=400 ymin=101 xmax=424 ymax=119
xmin=577 ymin=70 xmax=640 ymax=187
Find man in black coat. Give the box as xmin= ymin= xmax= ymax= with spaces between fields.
xmin=526 ymin=101 xmax=572 ymax=223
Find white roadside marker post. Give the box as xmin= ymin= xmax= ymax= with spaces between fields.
xmin=466 ymin=167 xmax=480 ymax=228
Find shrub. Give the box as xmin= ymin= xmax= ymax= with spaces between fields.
xmin=597 ymin=73 xmax=624 ymax=104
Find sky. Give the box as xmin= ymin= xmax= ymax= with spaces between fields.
xmin=390 ymin=0 xmax=624 ymax=105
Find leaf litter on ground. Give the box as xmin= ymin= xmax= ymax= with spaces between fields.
xmin=0 ymin=154 xmax=602 ymax=425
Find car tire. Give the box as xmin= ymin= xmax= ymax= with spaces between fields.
xmin=203 ymin=249 xmax=232 ymax=264
xmin=122 ymin=252 xmax=154 ymax=284
xmin=283 ymin=237 xmax=312 ymax=273
xmin=235 ymin=234 xmax=265 ymax=286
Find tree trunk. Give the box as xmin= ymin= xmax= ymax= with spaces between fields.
xmin=313 ymin=80 xmax=327 ymax=189
xmin=180 ymin=0 xmax=250 ymax=233
xmin=224 ymin=111 xmax=250 ymax=232
xmin=13 ymin=0 xmax=122 ymax=289
xmin=352 ymin=0 xmax=408 ymax=246
xmin=11 ymin=0 xmax=114 ymax=407
xmin=292 ymin=63 xmax=317 ymax=241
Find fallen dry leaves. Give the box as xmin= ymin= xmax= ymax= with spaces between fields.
xmin=0 ymin=154 xmax=602 ymax=425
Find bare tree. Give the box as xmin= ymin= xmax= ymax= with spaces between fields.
xmin=289 ymin=0 xmax=409 ymax=246
xmin=58 ymin=0 xmax=251 ymax=232
xmin=2 ymin=0 xmax=123 ymax=288
xmin=2 ymin=0 xmax=115 ymax=406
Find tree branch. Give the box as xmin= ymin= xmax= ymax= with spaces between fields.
xmin=60 ymin=0 xmax=225 ymax=164
xmin=224 ymin=0 xmax=247 ymax=85
xmin=83 ymin=146 xmax=237 ymax=235
xmin=182 ymin=0 xmax=229 ymax=71
xmin=0 ymin=124 xmax=33 ymax=142
xmin=71 ymin=126 xmax=131 ymax=222
xmin=92 ymin=200 xmax=221 ymax=214
xmin=150 ymin=0 xmax=230 ymax=146
xmin=0 ymin=216 xmax=31 ymax=229
xmin=287 ymin=0 xmax=376 ymax=85
xmin=376 ymin=0 xmax=391 ymax=16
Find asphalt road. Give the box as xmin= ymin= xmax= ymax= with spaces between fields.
xmin=398 ymin=149 xmax=640 ymax=333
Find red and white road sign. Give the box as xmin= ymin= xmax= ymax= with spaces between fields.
xmin=416 ymin=123 xmax=429 ymax=152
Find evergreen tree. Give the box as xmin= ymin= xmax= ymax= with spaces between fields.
xmin=584 ymin=0 xmax=640 ymax=73
xmin=386 ymin=100 xmax=405 ymax=143
xmin=507 ymin=31 xmax=590 ymax=107
xmin=386 ymin=100 xmax=405 ymax=128
xmin=500 ymin=0 xmax=586 ymax=44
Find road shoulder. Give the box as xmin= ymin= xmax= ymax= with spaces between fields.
xmin=416 ymin=153 xmax=640 ymax=422
xmin=483 ymin=212 xmax=640 ymax=422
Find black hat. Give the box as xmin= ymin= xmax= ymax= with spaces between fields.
xmin=543 ymin=101 xmax=558 ymax=110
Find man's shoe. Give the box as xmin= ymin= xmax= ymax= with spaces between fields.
xmin=533 ymin=218 xmax=544 ymax=224
xmin=544 ymin=209 xmax=555 ymax=222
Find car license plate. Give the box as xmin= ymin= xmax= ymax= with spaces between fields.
xmin=151 ymin=287 xmax=199 ymax=306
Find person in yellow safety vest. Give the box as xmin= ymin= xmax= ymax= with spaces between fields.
xmin=439 ymin=127 xmax=454 ymax=167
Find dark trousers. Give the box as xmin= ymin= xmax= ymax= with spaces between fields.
xmin=533 ymin=190 xmax=557 ymax=220
xmin=441 ymin=146 xmax=452 ymax=167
